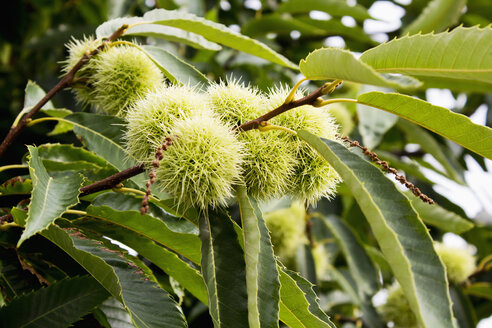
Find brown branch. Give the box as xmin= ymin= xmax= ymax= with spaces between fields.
xmin=80 ymin=163 xmax=145 ymax=196
xmin=0 ymin=24 xmax=129 ymax=159
xmin=339 ymin=135 xmax=434 ymax=204
xmin=237 ymin=81 xmax=341 ymax=132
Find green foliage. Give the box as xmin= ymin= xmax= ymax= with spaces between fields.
xmin=1 ymin=1 xmax=491 ymax=327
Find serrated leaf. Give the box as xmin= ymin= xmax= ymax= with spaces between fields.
xmin=405 ymin=191 xmax=474 ymax=233
xmin=360 ymin=26 xmax=492 ymax=92
xmin=277 ymin=0 xmax=372 ymax=21
xmin=18 ymin=146 xmax=83 ymax=246
xmin=326 ymin=266 xmax=383 ymax=328
xmin=236 ymin=186 xmax=280 ymax=328
xmin=0 ymin=177 xmax=32 ymax=196
xmin=64 ymin=113 xmax=147 ymax=187
xmin=99 ymin=297 xmax=134 ymax=328
xmin=450 ymin=284 xmax=477 ymax=328
xmin=322 ymin=215 xmax=380 ymax=299
xmin=229 ymin=210 xmax=335 ymax=328
xmin=22 ymin=81 xmax=72 ymax=135
xmin=0 ymin=276 xmax=109 ymax=328
xmin=402 ymin=0 xmax=467 ymax=35
xmin=86 ymin=193 xmax=201 ymax=264
xmin=142 ymin=9 xmax=297 ymax=69
xmin=73 ymin=211 xmax=207 ymax=304
xmin=41 ymin=226 xmax=188 ymax=328
xmin=397 ymin=119 xmax=464 ymax=184
xmin=357 ymin=94 xmax=398 ymax=148
xmin=140 ymin=45 xmax=209 ymax=85
xmin=300 ymin=48 xmax=422 ymax=89
xmin=199 ymin=209 xmax=249 ymax=328
xmin=126 ymin=24 xmax=222 ymax=50
xmin=96 ymin=12 xmax=297 ymax=69
xmin=278 ymin=266 xmax=336 ymax=328
xmin=34 ymin=143 xmax=117 ymax=180
xmin=357 ymin=92 xmax=492 ymax=160
xmin=298 ymin=131 xmax=455 ymax=328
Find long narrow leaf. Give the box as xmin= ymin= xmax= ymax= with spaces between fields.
xmin=199 ymin=209 xmax=249 ymax=328
xmin=0 ymin=276 xmax=109 ymax=328
xmin=236 ymin=186 xmax=280 ymax=328
xmin=18 ymin=146 xmax=83 ymax=246
xmin=357 ymin=92 xmax=492 ymax=160
xmin=322 ymin=215 xmax=380 ymax=299
xmin=42 ymin=225 xmax=187 ymax=328
xmin=298 ymin=130 xmax=455 ymax=328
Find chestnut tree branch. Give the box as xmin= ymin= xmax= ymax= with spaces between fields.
xmin=0 ymin=24 xmax=129 ymax=159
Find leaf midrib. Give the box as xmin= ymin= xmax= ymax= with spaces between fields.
xmin=21 ymin=285 xmax=106 ymax=327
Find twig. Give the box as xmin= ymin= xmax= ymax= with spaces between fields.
xmin=339 ymin=135 xmax=434 ymax=204
xmin=237 ymin=80 xmax=342 ymax=132
xmin=80 ymin=163 xmax=145 ymax=196
xmin=141 ymin=137 xmax=173 ymax=215
xmin=0 ymin=24 xmax=129 ymax=159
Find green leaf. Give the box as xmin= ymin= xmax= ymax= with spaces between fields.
xmin=326 ymin=266 xmax=384 ymax=328
xmin=142 ymin=9 xmax=297 ymax=69
xmin=98 ymin=297 xmax=134 ymax=328
xmin=236 ymin=186 xmax=280 ymax=328
xmin=357 ymin=98 xmax=398 ymax=149
xmin=140 ymin=45 xmax=209 ymax=85
xmin=0 ymin=177 xmax=32 ymax=196
xmin=298 ymin=130 xmax=455 ymax=328
xmin=397 ymin=119 xmax=464 ymax=184
xmin=87 ymin=193 xmax=201 ymax=264
xmin=18 ymin=146 xmax=83 ymax=246
xmin=405 ymin=192 xmax=474 ymax=233
xmin=357 ymin=92 xmax=492 ymax=160
xmin=73 ymin=214 xmax=207 ymax=304
xmin=64 ymin=113 xmax=147 ymax=187
xmin=22 ymin=81 xmax=73 ymax=135
xmin=402 ymin=0 xmax=467 ymax=35
xmin=242 ymin=15 xmax=326 ymax=37
xmin=300 ymin=48 xmax=421 ymax=89
xmin=465 ymin=283 xmax=492 ymax=300
xmin=0 ymin=276 xmax=109 ymax=328
xmin=126 ymin=24 xmax=222 ymax=50
xmin=322 ymin=215 xmax=380 ymax=299
xmin=42 ymin=225 xmax=188 ymax=328
xmin=199 ymin=209 xmax=249 ymax=328
xmin=277 ymin=0 xmax=372 ymax=21
xmin=450 ymin=284 xmax=477 ymax=328
xmin=359 ymin=26 xmax=492 ymax=93
xmin=278 ymin=267 xmax=336 ymax=328
xmin=297 ymin=17 xmax=377 ymax=45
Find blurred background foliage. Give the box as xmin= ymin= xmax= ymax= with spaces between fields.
xmin=1 ymin=0 xmax=492 ymax=327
